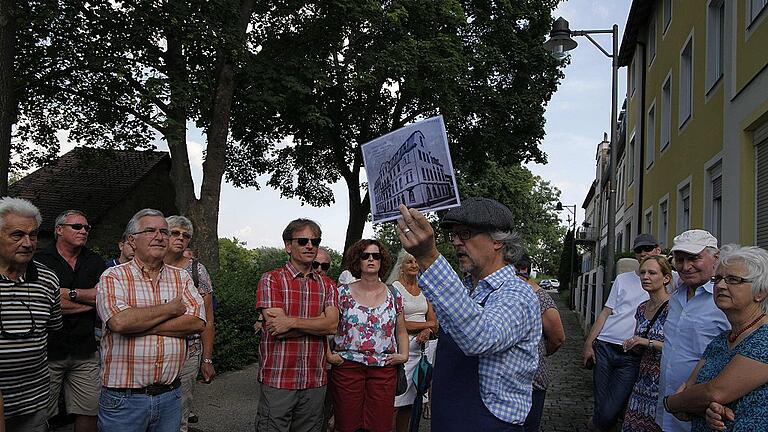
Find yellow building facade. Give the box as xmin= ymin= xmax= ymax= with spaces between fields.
xmin=618 ymin=0 xmax=768 ymax=248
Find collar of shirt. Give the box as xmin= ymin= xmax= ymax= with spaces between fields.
xmin=284 ymin=261 xmax=317 ymax=280
xmin=677 ymin=279 xmax=715 ymax=297
xmin=0 ymin=261 xmax=40 ymax=283
xmin=463 ymin=264 xmax=516 ymax=300
xmin=131 ymin=256 xmax=166 ymax=281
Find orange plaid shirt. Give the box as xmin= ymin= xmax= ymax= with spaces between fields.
xmin=96 ymin=258 xmax=206 ymax=388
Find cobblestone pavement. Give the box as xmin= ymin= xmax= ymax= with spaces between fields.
xmin=53 ymin=291 xmax=593 ymax=432
xmin=540 ymin=291 xmax=594 ymax=432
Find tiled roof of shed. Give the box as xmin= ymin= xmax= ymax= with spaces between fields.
xmin=9 ymin=147 xmax=170 ymax=230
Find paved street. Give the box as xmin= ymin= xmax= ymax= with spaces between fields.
xmin=53 ymin=292 xmax=594 ymax=432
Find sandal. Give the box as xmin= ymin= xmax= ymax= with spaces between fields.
xmin=423 ymin=402 xmax=431 ymax=420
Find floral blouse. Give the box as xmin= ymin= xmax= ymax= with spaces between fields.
xmin=333 ymin=283 xmax=403 ymax=367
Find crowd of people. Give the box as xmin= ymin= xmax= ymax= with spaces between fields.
xmin=586 ymin=230 xmax=768 ymax=431
xmin=2 ymin=191 xmax=767 ymax=432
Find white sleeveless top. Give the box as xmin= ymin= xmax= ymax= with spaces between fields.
xmin=393 ymin=281 xmax=427 ymax=322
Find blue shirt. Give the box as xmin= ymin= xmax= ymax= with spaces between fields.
xmin=691 ymin=325 xmax=768 ymax=431
xmin=419 ymin=256 xmax=541 ymax=424
xmin=656 ymin=281 xmax=730 ymax=431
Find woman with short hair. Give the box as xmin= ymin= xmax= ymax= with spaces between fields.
xmin=666 ymin=245 xmax=768 ymax=431
xmin=328 ymin=240 xmax=409 ymax=432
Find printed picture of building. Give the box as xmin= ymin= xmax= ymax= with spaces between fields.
xmin=372 ymin=130 xmax=457 ymax=220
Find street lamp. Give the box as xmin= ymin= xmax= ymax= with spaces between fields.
xmin=556 ymin=201 xmax=577 ymax=310
xmin=545 ymin=17 xmax=620 ymax=301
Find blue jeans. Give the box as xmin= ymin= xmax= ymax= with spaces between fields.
xmin=592 ymin=339 xmax=641 ymax=430
xmin=523 ymin=389 xmax=546 ymax=432
xmin=98 ymin=387 xmax=182 ymax=432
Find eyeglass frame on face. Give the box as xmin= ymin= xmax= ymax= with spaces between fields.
xmin=312 ymin=261 xmax=331 ymax=271
xmin=170 ymin=229 xmax=192 ymax=240
xmin=59 ymin=223 xmax=92 ymax=232
xmin=359 ymin=252 xmax=382 ymax=261
xmin=291 ymin=237 xmax=321 ymax=247
xmin=447 ymin=228 xmax=480 ymax=242
xmin=633 ymin=245 xmax=656 ymax=254
xmin=711 ymin=274 xmax=752 ymax=285
xmin=132 ymin=227 xmax=171 ymax=238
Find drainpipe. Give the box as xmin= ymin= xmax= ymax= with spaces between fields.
xmin=636 ymin=41 xmax=647 ymax=238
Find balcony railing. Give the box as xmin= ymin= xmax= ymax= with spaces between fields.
xmin=575 ymin=226 xmax=599 ymax=243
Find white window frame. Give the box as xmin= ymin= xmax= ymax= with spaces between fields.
xmin=658 ymin=194 xmax=670 ymax=247
xmin=648 ymin=14 xmax=657 ymax=66
xmin=748 ymin=0 xmax=768 ymax=27
xmin=663 ymin=0 xmax=673 ymax=34
xmin=644 ymin=207 xmax=654 ymax=235
xmin=646 ymin=102 xmax=656 ymax=168
xmin=706 ymin=0 xmax=725 ymax=93
xmin=679 ymin=32 xmax=694 ymax=129
xmin=677 ymin=178 xmax=692 ymax=233
xmin=661 ymin=72 xmax=672 ymax=151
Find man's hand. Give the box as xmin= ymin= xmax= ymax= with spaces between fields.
xmin=166 ymin=297 xmax=186 ymax=317
xmin=200 ymin=362 xmax=216 ymax=383
xmin=396 ymin=205 xmax=440 ymax=269
xmin=265 ymin=309 xmax=296 ymax=336
xmin=582 ymin=341 xmax=596 ymax=368
xmin=705 ymin=402 xmax=734 ymax=431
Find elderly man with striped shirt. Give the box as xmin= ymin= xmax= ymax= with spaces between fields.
xmin=96 ymin=209 xmax=206 ymax=432
xmin=0 ymin=197 xmax=63 ymax=432
xmin=396 ymin=198 xmax=542 ymax=432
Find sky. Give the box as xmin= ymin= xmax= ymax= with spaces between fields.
xmin=53 ymin=0 xmax=633 ymax=254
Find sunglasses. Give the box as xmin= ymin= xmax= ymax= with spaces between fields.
xmin=292 ymin=237 xmax=321 ymax=247
xmin=312 ymin=261 xmax=331 ymax=271
xmin=170 ymin=230 xmax=192 ymax=240
xmin=359 ymin=252 xmax=382 ymax=261
xmin=60 ymin=223 xmax=91 ymax=232
xmin=633 ymin=245 xmax=656 ymax=254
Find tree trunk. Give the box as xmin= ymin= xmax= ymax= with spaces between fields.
xmin=343 ymin=178 xmax=369 ymax=253
xmin=0 ymin=0 xmax=15 ymax=195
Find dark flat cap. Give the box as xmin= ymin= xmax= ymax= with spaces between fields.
xmin=440 ymin=198 xmax=515 ymax=231
xmin=633 ymin=233 xmax=658 ymax=249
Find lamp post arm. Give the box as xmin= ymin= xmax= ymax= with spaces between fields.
xmin=577 ymin=33 xmax=613 ymax=58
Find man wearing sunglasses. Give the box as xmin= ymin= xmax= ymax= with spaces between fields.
xmin=256 ymin=219 xmax=339 ymax=432
xmin=580 ymin=233 xmax=667 ymax=431
xmin=396 ymin=198 xmax=541 ymax=431
xmin=313 ymin=247 xmax=332 ymax=276
xmin=0 ymin=197 xmax=63 ymax=432
xmin=655 ymin=229 xmax=729 ymax=432
xmin=35 ymin=210 xmax=106 ymax=432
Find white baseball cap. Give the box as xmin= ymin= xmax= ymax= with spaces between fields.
xmin=671 ymin=229 xmax=718 ymax=254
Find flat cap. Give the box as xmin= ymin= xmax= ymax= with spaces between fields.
xmin=440 ymin=197 xmax=515 ymax=232
xmin=633 ymin=234 xmax=658 ymax=249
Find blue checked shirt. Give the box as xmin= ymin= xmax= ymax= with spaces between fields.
xmin=419 ymin=256 xmax=542 ymax=424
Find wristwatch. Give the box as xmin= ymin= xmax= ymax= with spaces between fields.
xmin=68 ymin=289 xmax=77 ymax=301
xmin=202 ymin=358 xmax=213 ymax=364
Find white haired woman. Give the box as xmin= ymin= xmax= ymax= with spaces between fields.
xmin=387 ymin=249 xmax=438 ymax=432
xmin=665 ymin=245 xmax=768 ymax=431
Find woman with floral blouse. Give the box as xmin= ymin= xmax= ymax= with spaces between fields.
xmin=327 ymin=239 xmax=409 ymax=432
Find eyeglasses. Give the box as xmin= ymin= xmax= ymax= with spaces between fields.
xmin=60 ymin=223 xmax=91 ymax=232
xmin=312 ymin=261 xmax=331 ymax=271
xmin=633 ymin=245 xmax=656 ymax=254
xmin=132 ymin=227 xmax=171 ymax=237
xmin=711 ymin=275 xmax=752 ymax=285
xmin=292 ymin=237 xmax=321 ymax=247
xmin=0 ymin=299 xmax=41 ymax=340
xmin=359 ymin=252 xmax=382 ymax=261
xmin=448 ymin=229 xmax=479 ymax=242
xmin=170 ymin=230 xmax=192 ymax=240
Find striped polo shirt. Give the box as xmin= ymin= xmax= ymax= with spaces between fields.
xmin=0 ymin=261 xmax=63 ymax=418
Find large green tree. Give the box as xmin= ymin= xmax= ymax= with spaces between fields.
xmin=227 ymin=0 xmax=563 ymax=250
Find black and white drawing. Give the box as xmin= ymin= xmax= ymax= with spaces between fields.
xmin=362 ymin=115 xmax=460 ymax=224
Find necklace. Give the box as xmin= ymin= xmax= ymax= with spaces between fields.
xmin=728 ymin=313 xmax=766 ymax=343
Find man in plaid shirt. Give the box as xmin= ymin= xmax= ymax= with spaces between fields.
xmin=396 ymin=199 xmax=541 ymax=431
xmin=256 ymin=219 xmax=339 ymax=431
xmin=96 ymin=209 xmax=206 ymax=432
